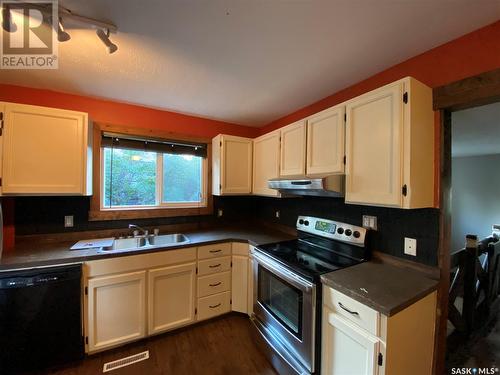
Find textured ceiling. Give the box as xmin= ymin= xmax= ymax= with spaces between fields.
xmin=1 ymin=0 xmax=500 ymax=126
xmin=452 ymin=102 xmax=500 ymax=157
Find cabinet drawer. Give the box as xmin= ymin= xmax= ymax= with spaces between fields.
xmin=198 ymin=256 xmax=231 ymax=276
xmin=323 ymin=286 xmax=379 ymax=336
xmin=198 ymin=243 xmax=232 ymax=259
xmin=198 ymin=271 xmax=231 ymax=297
xmin=197 ymin=291 xmax=231 ymax=321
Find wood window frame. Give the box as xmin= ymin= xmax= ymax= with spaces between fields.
xmin=89 ymin=122 xmax=213 ymax=221
xmin=432 ymin=68 xmax=500 ymax=375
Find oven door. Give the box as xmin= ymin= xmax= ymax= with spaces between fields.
xmin=252 ymin=249 xmax=316 ymax=373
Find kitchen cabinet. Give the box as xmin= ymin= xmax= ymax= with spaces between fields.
xmin=212 ymin=134 xmax=253 ymax=195
xmin=84 ymin=247 xmax=196 ymax=353
xmin=322 ymin=286 xmax=436 ymax=375
xmin=345 ymin=77 xmax=434 ymax=208
xmin=231 ymin=243 xmax=251 ymax=313
xmin=148 ymin=262 xmax=196 ymax=335
xmin=280 ymin=120 xmax=306 ymax=176
xmin=306 ymin=105 xmax=345 ymax=176
xmin=197 ymin=244 xmax=233 ymax=320
xmin=322 ymin=307 xmax=380 ymax=375
xmin=87 ymin=271 xmax=146 ymax=353
xmin=0 ymin=102 xmax=92 ymax=195
xmin=253 ymin=130 xmax=280 ymax=196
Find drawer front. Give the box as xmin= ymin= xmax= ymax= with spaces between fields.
xmin=197 ymin=291 xmax=231 ymax=321
xmin=323 ymin=286 xmax=379 ymax=336
xmin=198 ymin=243 xmax=232 ymax=259
xmin=198 ymin=256 xmax=231 ymax=276
xmin=198 ymin=271 xmax=231 ymax=297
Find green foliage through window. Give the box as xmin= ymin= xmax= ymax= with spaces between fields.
xmin=103 ymin=147 xmax=204 ymax=208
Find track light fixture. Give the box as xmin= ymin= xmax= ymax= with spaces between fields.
xmin=96 ymin=28 xmax=118 ymax=54
xmin=57 ymin=17 xmax=71 ymax=42
xmin=1 ymin=6 xmax=17 ymax=33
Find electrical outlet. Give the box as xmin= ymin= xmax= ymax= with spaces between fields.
xmin=275 ymin=210 xmax=280 ymax=219
xmin=217 ymin=209 xmax=223 ymax=218
xmin=362 ymin=215 xmax=377 ymax=230
xmin=404 ymin=237 xmax=417 ymax=256
xmin=64 ymin=215 xmax=74 ymax=228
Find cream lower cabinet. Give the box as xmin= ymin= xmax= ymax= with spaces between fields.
xmin=0 ymin=102 xmax=92 ymax=195
xmin=345 ymin=77 xmax=434 ymax=208
xmin=231 ymin=242 xmax=251 ymax=314
xmin=87 ymin=271 xmax=147 ymax=353
xmin=322 ymin=286 xmax=436 ymax=375
xmin=253 ymin=130 xmax=280 ymax=196
xmin=212 ymin=134 xmax=253 ymax=195
xmin=148 ymin=262 xmax=196 ymax=335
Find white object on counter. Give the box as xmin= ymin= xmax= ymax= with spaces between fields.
xmin=70 ymin=238 xmax=115 ymax=250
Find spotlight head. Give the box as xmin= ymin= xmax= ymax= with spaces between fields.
xmin=96 ymin=28 xmax=118 ymax=54
xmin=57 ymin=18 xmax=71 ymax=42
xmin=2 ymin=6 xmax=17 ymax=33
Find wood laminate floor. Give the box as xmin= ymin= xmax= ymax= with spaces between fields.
xmin=38 ymin=314 xmax=277 ymax=375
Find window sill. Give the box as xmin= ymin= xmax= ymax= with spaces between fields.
xmin=89 ymin=205 xmax=212 ymax=221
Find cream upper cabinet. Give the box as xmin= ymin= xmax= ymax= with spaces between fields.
xmin=148 ymin=262 xmax=196 ymax=336
xmin=280 ymin=120 xmax=306 ymax=177
xmin=306 ymin=105 xmax=345 ymax=176
xmin=212 ymin=134 xmax=252 ymax=195
xmin=345 ymin=77 xmax=434 ymax=208
xmin=253 ymin=130 xmax=280 ymax=196
xmin=1 ymin=102 xmax=92 ymax=195
xmin=87 ymin=271 xmax=146 ymax=353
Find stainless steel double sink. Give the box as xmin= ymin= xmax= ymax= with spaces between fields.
xmin=101 ymin=234 xmax=190 ymax=253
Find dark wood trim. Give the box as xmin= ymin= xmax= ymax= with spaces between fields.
xmin=89 ymin=122 xmax=213 ymax=221
xmin=434 ymin=110 xmax=452 ymax=375
xmin=433 ymin=68 xmax=500 ymax=111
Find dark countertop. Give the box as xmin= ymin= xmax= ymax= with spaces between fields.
xmin=320 ymin=260 xmax=439 ymax=316
xmin=0 ymin=226 xmax=295 ymax=271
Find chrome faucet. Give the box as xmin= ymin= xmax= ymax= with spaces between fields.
xmin=128 ymin=224 xmax=148 ymax=237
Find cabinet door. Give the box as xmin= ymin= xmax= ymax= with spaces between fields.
xmin=253 ymin=131 xmax=280 ymax=196
xmin=148 ymin=262 xmax=196 ymax=335
xmin=87 ymin=271 xmax=146 ymax=353
xmin=280 ymin=120 xmax=306 ymax=176
xmin=345 ymin=83 xmax=403 ymax=207
xmin=231 ymin=255 xmax=248 ymax=313
xmin=221 ymin=135 xmax=253 ymax=194
xmin=247 ymin=255 xmax=254 ymax=316
xmin=2 ymin=102 xmax=91 ymax=195
xmin=322 ymin=307 xmax=380 ymax=375
xmin=307 ymin=106 xmax=345 ymax=176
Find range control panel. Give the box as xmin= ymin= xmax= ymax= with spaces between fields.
xmin=296 ymin=216 xmax=367 ymax=247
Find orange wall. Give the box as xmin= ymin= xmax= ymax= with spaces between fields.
xmin=0 ymin=84 xmax=259 ymax=139
xmin=0 ymin=85 xmax=259 ymax=251
xmin=260 ymin=20 xmax=500 ymax=135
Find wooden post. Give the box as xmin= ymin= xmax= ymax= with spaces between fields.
xmin=462 ymin=235 xmax=478 ymax=333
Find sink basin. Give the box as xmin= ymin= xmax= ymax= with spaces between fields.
xmin=103 ymin=237 xmax=147 ymax=251
xmin=148 ymin=234 xmax=189 ymax=246
xmin=99 ymin=234 xmax=189 ymax=253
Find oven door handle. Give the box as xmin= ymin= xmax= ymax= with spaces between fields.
xmin=253 ymin=251 xmax=314 ymax=293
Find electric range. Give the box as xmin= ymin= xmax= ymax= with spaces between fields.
xmin=251 ymin=216 xmax=370 ymax=375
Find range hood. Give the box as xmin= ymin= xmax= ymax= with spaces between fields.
xmin=268 ymin=175 xmax=344 ymax=197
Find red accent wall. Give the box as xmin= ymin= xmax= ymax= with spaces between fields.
xmin=0 ymin=84 xmax=259 ymax=139
xmin=0 ymin=85 xmax=260 ymax=251
xmin=259 ymin=20 xmax=500 ymax=135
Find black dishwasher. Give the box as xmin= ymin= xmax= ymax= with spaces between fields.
xmin=0 ymin=264 xmax=84 ymax=373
